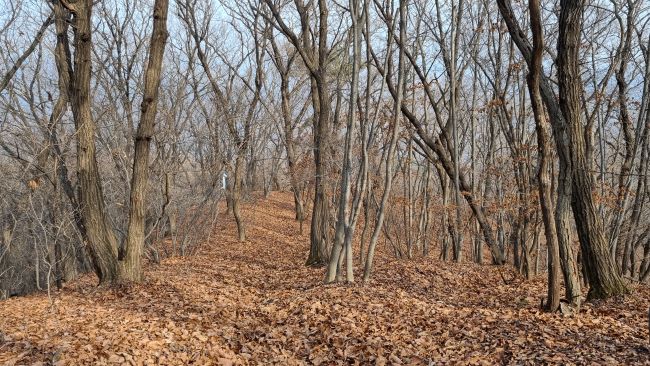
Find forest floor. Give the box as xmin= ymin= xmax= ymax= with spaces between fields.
xmin=1 ymin=192 xmax=649 ymax=365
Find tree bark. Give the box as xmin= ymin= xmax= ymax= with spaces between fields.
xmin=68 ymin=0 xmax=120 ymax=284
xmin=556 ymin=0 xmax=629 ymax=299
xmin=495 ymin=0 xmax=626 ymax=301
xmin=120 ymin=0 xmax=169 ymax=282
xmin=261 ymin=0 xmax=332 ymax=266
xmin=363 ymin=0 xmax=407 ymax=281
xmin=526 ymin=0 xmax=561 ymax=312
xmin=326 ymin=0 xmax=361 ymax=283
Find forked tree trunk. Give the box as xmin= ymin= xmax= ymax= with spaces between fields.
xmin=326 ymin=0 xmax=361 ymax=283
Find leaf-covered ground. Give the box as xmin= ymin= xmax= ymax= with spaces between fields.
xmin=1 ymin=192 xmax=649 ymax=365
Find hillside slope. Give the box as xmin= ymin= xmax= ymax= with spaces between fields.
xmin=1 ymin=192 xmax=649 ymax=365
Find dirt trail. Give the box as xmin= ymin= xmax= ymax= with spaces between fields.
xmin=1 ymin=192 xmax=649 ymax=365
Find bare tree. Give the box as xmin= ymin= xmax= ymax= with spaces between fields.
xmin=363 ymin=0 xmax=406 ymax=281
xmin=526 ymin=0 xmax=561 ymax=311
xmin=121 ymin=0 xmax=170 ymax=281
xmin=261 ymin=0 xmax=334 ymax=266
xmin=496 ymin=0 xmax=629 ymax=299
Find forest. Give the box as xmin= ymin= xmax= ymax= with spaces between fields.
xmin=1 ymin=0 xmax=650 ymax=363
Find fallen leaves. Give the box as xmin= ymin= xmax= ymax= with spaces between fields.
xmin=1 ymin=192 xmax=649 ymax=365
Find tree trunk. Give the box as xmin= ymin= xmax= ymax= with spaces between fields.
xmin=69 ymin=0 xmax=119 ymax=284
xmin=496 ymin=0 xmax=627 ymax=301
xmin=363 ymin=0 xmax=406 ymax=282
xmin=326 ymin=0 xmax=361 ymax=283
xmin=527 ymin=0 xmax=560 ymax=311
xmin=556 ymin=0 xmax=629 ymax=300
xmin=120 ymin=0 xmax=169 ymax=281
xmin=233 ymin=154 xmax=247 ymax=242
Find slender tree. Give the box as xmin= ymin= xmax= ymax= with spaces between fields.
xmin=526 ymin=0 xmax=561 ymax=311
